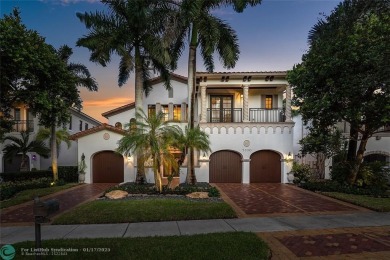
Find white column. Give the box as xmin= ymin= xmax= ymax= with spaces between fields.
xmin=242 ymin=159 xmax=250 ymax=183
xmin=200 ymin=85 xmax=207 ymax=123
xmin=285 ymin=85 xmax=292 ymax=122
xmin=243 ymin=85 xmax=249 ymax=122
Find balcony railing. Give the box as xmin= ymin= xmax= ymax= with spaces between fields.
xmin=207 ymin=108 xmax=242 ymax=123
xmin=249 ymin=108 xmax=285 ymax=123
xmin=12 ymin=120 xmax=34 ymax=132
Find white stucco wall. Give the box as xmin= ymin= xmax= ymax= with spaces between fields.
xmin=76 ymin=130 xmax=135 ymax=184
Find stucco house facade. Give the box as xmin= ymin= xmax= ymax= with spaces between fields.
xmin=0 ymin=106 xmax=101 ymax=172
xmin=71 ymin=72 xmax=297 ymax=184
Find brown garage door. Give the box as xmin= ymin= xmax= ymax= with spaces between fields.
xmin=210 ymin=151 xmax=242 ymax=183
xmin=93 ymin=151 xmax=124 ymax=183
xmin=250 ymin=150 xmax=281 ymax=183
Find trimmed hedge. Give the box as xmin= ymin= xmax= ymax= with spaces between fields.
xmin=0 ymin=178 xmax=52 ymax=200
xmin=0 ymin=166 xmax=78 ymax=183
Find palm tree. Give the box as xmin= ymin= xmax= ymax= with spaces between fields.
xmin=76 ymin=0 xmax=176 ymax=183
xmin=2 ymin=131 xmax=50 ymax=171
xmin=36 ymin=127 xmax=71 ymax=158
xmin=173 ymin=126 xmax=211 ymax=184
xmin=171 ymin=0 xmax=261 ymax=184
xmin=44 ymin=45 xmax=98 ymax=182
xmin=117 ymin=108 xmax=180 ymax=192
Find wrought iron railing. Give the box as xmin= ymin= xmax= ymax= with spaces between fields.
xmin=207 ymin=108 xmax=242 ymax=123
xmin=249 ymin=108 xmax=285 ymax=123
xmin=12 ymin=120 xmax=34 ymax=132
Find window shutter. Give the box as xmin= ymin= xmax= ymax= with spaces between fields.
xmin=261 ymin=95 xmax=266 ymax=109
xmin=273 ymin=95 xmax=278 ymax=108
xmin=168 ymin=103 xmax=173 ymax=121
xmin=181 ymin=102 xmax=187 ymax=122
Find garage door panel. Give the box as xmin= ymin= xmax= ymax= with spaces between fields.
xmin=250 ymin=150 xmax=280 ymax=183
xmin=210 ymin=151 xmax=241 ymax=183
xmin=93 ymin=151 xmax=124 ymax=183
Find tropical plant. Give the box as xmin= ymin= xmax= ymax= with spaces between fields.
xmin=36 ymin=127 xmax=71 ymax=158
xmin=117 ymin=108 xmax=181 ymax=192
xmin=173 ymin=126 xmax=211 ymax=184
xmin=171 ymin=0 xmax=261 ymax=184
xmin=76 ymin=0 xmax=175 ymax=183
xmin=2 ymin=131 xmax=50 ymax=171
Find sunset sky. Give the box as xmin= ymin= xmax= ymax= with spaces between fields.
xmin=1 ymin=0 xmax=341 ymax=123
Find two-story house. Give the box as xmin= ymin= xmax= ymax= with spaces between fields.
xmin=70 ymin=72 xmax=296 ymax=184
xmin=0 ymin=105 xmax=101 ymax=173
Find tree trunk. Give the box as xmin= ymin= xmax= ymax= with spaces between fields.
xmin=347 ymin=123 xmax=358 ymax=161
xmin=186 ymin=24 xmax=197 ymax=185
xmin=20 ymin=154 xmax=28 ymax=172
xmin=51 ymin=124 xmax=58 ymax=182
xmin=348 ymin=133 xmax=369 ymax=184
xmin=135 ymin=46 xmax=145 ymax=184
xmin=316 ymin=152 xmax=326 ymax=179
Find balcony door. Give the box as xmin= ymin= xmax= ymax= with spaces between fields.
xmin=210 ymin=96 xmax=233 ymax=123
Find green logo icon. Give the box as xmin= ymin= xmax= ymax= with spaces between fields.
xmin=0 ymin=245 xmax=15 ymax=260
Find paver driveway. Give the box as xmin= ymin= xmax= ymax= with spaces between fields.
xmin=215 ymin=183 xmax=367 ymax=216
xmin=1 ymin=183 xmax=116 ymax=225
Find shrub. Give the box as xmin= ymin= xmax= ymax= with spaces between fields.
xmin=0 ymin=178 xmax=53 ymax=200
xmin=291 ymin=162 xmax=312 ymax=184
xmin=0 ymin=170 xmax=52 ymax=182
xmin=58 ymin=166 xmax=78 ymax=182
xmin=330 ymin=161 xmax=352 ymax=184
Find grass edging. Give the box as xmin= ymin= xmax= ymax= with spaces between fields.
xmin=13 ymin=232 xmax=270 ymax=260
xmin=321 ymin=192 xmax=390 ymax=212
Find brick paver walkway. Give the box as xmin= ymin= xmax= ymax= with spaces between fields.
xmin=216 ymin=183 xmax=365 ymax=216
xmin=1 ymin=183 xmax=116 ymax=225
xmin=259 ymin=226 xmax=390 ymax=259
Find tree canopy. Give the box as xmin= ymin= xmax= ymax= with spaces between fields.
xmin=288 ymin=0 xmax=390 ymax=183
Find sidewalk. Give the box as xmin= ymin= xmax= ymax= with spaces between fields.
xmin=2 ymin=212 xmax=390 ymax=244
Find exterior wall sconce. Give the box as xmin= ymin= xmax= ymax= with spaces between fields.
xmin=285 ymin=152 xmax=293 ymax=162
xmin=127 ymin=155 xmax=133 ymax=163
xmin=32 ymin=154 xmax=37 ymax=161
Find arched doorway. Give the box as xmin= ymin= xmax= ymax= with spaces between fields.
xmin=93 ymin=151 xmax=124 ymax=183
xmin=250 ymin=150 xmax=281 ymax=183
xmin=364 ymin=153 xmax=388 ymax=163
xmin=209 ymin=150 xmax=242 ymax=183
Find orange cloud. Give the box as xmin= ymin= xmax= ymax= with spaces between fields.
xmin=83 ymin=97 xmax=133 ymax=107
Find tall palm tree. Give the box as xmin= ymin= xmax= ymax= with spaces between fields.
xmin=44 ymin=45 xmax=98 ymax=182
xmin=171 ymin=0 xmax=261 ymax=184
xmin=76 ymin=0 xmax=176 ymax=183
xmin=117 ymin=108 xmax=180 ymax=192
xmin=2 ymin=131 xmax=50 ymax=171
xmin=36 ymin=127 xmax=71 ymax=158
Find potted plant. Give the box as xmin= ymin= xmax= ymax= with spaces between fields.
xmin=78 ymin=153 xmax=87 ymax=183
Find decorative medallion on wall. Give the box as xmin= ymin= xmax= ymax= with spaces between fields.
xmin=103 ymin=132 xmax=110 ymax=140
xmin=243 ymin=140 xmax=250 ymax=147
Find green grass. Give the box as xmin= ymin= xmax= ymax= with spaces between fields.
xmin=13 ymin=232 xmax=270 ymax=260
xmin=322 ymin=192 xmax=390 ymax=212
xmin=53 ymin=198 xmax=236 ymax=225
xmin=0 ymin=183 xmax=79 ymax=209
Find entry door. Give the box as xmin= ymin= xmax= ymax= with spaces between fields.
xmin=210 ymin=96 xmax=233 ymax=122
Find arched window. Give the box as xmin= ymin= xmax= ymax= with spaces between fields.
xmin=129 ymin=118 xmax=136 ymax=132
xmin=115 ymin=122 xmax=122 ymax=129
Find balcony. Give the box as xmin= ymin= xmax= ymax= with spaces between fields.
xmin=206 ymin=108 xmax=285 ymax=123
xmin=12 ymin=120 xmax=34 ymax=132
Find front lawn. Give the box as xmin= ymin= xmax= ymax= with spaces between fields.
xmin=0 ymin=183 xmax=79 ymax=209
xmin=13 ymin=232 xmax=270 ymax=259
xmin=321 ymin=192 xmax=390 ymax=212
xmin=53 ymin=198 xmax=236 ymax=225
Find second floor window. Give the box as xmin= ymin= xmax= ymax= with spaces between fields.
xmin=265 ymin=95 xmax=273 ymax=109
xmin=14 ymin=108 xmax=21 ymax=120
xmin=173 ymin=105 xmax=181 ymax=121
xmin=79 ymin=120 xmax=82 ymax=131
xmin=85 ymin=123 xmax=89 ymax=130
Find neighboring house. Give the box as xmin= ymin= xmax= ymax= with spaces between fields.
xmin=0 ymin=105 xmax=101 ymax=172
xmin=71 ymin=72 xmax=296 ymax=184
xmin=293 ymin=114 xmax=390 ymax=178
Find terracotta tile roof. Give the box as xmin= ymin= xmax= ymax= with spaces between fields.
xmin=196 ymin=71 xmax=287 ymax=75
xmin=102 ymin=102 xmax=135 ymax=118
xmin=69 ymin=123 xmax=126 ymax=140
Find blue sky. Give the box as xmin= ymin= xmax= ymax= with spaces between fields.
xmin=1 ymin=0 xmax=341 ymax=122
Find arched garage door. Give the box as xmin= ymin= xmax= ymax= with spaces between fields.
xmin=93 ymin=151 xmax=124 ymax=183
xmin=250 ymin=150 xmax=281 ymax=183
xmin=209 ymin=151 xmax=242 ymax=183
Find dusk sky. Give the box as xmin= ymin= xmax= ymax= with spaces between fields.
xmin=1 ymin=0 xmax=341 ymax=123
